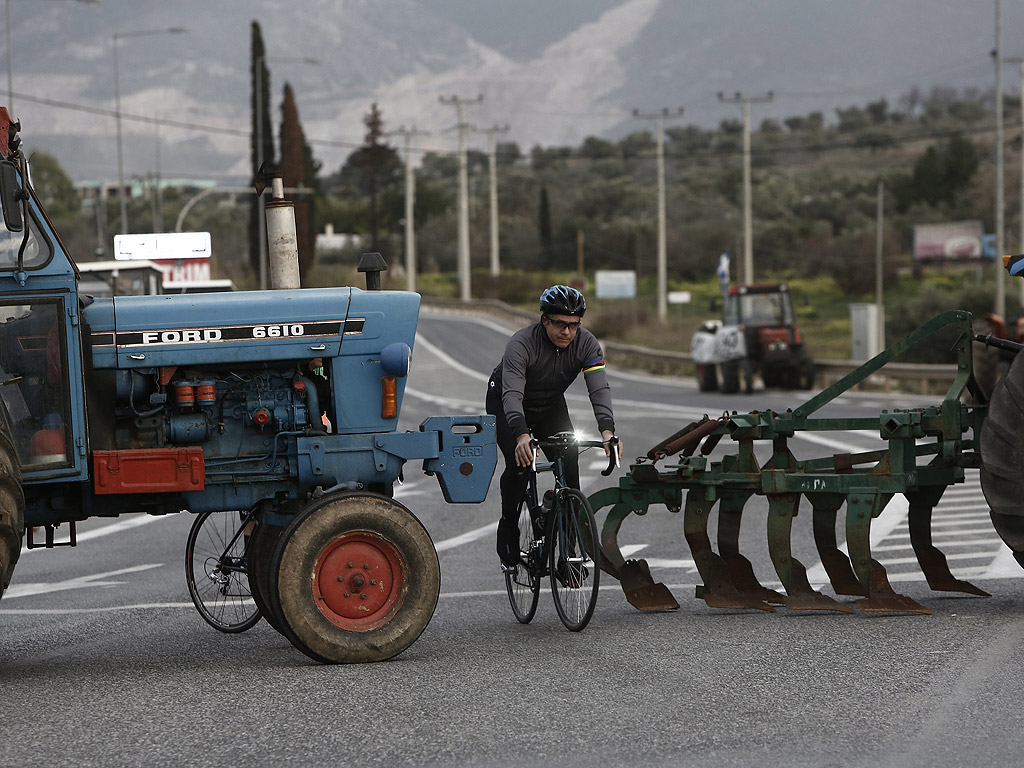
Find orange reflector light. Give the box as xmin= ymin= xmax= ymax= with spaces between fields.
xmin=382 ymin=376 xmax=397 ymax=419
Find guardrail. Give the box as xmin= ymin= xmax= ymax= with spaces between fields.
xmin=421 ymin=297 xmax=958 ymax=394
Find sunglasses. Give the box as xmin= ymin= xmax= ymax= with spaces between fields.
xmin=545 ymin=316 xmax=582 ymax=332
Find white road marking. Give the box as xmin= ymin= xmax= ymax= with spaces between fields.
xmin=619 ymin=544 xmax=647 ymax=558
xmin=0 ymin=602 xmax=195 ymax=615
xmin=435 ymin=521 xmax=496 ymax=552
xmin=4 ymin=564 xmax=163 ymax=600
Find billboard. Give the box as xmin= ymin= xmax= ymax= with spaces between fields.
xmin=912 ymin=220 xmax=984 ymax=261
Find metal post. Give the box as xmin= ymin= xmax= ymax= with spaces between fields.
xmin=439 ymin=94 xmax=482 ymax=302
xmin=404 ymin=131 xmax=417 ymax=292
xmin=456 ymin=101 xmax=469 ymax=300
xmin=488 ymin=129 xmax=500 ymax=277
xmin=256 ymin=56 xmax=266 ymax=290
xmin=113 ymin=35 xmax=126 ymax=235
xmin=384 ymin=126 xmax=429 ymax=293
xmin=875 ymin=180 xmax=885 ymax=354
xmin=154 ymin=116 xmax=163 ymax=232
xmin=473 ymin=124 xmax=509 ymax=278
xmin=718 ymin=91 xmax=773 ymax=285
xmin=633 ymin=106 xmax=683 ymax=322
xmin=656 ymin=112 xmax=668 ymax=320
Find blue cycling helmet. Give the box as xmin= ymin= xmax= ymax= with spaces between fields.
xmin=540 ymin=285 xmax=586 ymax=317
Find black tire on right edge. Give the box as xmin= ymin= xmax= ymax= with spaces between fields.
xmin=981 ymin=349 xmax=1024 ymax=560
xmin=0 ymin=429 xmax=25 ymax=601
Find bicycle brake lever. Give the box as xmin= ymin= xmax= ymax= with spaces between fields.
xmin=601 ymin=436 xmax=620 ymax=476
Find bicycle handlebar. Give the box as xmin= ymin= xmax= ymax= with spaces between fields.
xmin=529 ymin=432 xmax=621 ymax=476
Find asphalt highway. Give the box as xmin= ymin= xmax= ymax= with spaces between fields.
xmin=1 ymin=308 xmax=1021 ymax=768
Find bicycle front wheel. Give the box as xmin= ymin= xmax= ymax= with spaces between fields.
xmin=185 ymin=510 xmax=262 ymax=633
xmin=548 ymin=488 xmax=600 ymax=631
xmin=504 ymin=500 xmax=541 ymax=623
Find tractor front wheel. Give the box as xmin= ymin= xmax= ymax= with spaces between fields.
xmin=272 ymin=492 xmax=440 ymax=663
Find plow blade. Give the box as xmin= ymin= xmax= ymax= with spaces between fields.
xmin=908 ymin=490 xmax=990 ymax=597
xmin=767 ymin=494 xmax=853 ymax=613
xmin=618 ymin=559 xmax=679 ymax=612
xmin=856 ymin=560 xmax=931 ymax=614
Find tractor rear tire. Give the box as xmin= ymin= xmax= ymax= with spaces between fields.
xmin=272 ymin=492 xmax=440 ymax=664
xmin=981 ymin=349 xmax=1024 ymax=559
xmin=696 ymin=364 xmax=718 ymax=392
xmin=247 ymin=517 xmax=287 ymax=634
xmin=720 ymin=361 xmax=740 ymax=394
xmin=0 ymin=430 xmax=25 ymax=600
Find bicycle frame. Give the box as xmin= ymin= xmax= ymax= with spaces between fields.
xmin=502 ymin=432 xmax=617 ymax=630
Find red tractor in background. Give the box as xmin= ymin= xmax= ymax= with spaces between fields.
xmin=691 ymin=283 xmax=815 ymax=394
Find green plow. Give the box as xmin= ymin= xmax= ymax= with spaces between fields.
xmin=589 ymin=310 xmax=999 ymax=615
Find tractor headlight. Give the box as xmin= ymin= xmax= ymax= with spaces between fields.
xmin=380 ymin=342 xmax=412 ymax=377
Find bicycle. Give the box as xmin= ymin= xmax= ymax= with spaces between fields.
xmin=503 ymin=432 xmax=619 ymax=631
xmin=185 ymin=509 xmax=262 ymax=633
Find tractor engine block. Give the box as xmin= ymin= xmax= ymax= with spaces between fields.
xmin=112 ymin=365 xmax=318 ymax=453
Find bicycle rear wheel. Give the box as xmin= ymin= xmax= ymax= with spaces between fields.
xmin=504 ymin=500 xmax=541 ymax=623
xmin=185 ymin=510 xmax=262 ymax=633
xmin=548 ymin=488 xmax=600 ymax=631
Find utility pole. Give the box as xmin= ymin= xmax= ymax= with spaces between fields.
xmin=633 ymin=106 xmax=684 ymax=322
xmin=472 ymin=123 xmax=509 ymax=277
xmin=387 ymin=125 xmax=430 ymax=293
xmin=439 ymin=94 xmax=483 ymax=301
xmin=995 ymin=0 xmax=1006 ymax=319
xmin=718 ymin=91 xmax=773 ymax=285
xmin=875 ymin=180 xmax=885 ymax=354
xmin=151 ymin=115 xmax=163 ymax=233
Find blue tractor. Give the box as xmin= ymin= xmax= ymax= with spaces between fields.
xmin=0 ymin=109 xmax=497 ymax=662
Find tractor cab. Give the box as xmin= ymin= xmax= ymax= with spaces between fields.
xmin=0 ymin=111 xmax=84 ymax=480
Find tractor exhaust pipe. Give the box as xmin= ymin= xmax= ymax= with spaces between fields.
xmin=358 ymin=252 xmax=388 ymax=291
xmin=266 ymin=176 xmax=300 ymax=290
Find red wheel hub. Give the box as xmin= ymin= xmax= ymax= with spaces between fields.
xmin=313 ymin=531 xmax=406 ymax=631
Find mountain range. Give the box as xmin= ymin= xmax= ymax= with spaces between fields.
xmin=6 ymin=0 xmax=1021 ymax=184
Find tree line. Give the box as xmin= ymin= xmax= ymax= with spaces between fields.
xmin=26 ymin=23 xmax=1017 ymax=298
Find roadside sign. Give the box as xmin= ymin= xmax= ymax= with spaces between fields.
xmin=595 ymin=270 xmax=636 ymax=299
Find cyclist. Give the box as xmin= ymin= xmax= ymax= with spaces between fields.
xmin=486 ymin=284 xmax=624 ymax=567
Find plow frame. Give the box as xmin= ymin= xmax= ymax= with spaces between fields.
xmin=589 ymin=310 xmax=992 ymax=614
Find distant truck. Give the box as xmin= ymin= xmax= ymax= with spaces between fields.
xmin=691 ymin=283 xmax=815 ymax=394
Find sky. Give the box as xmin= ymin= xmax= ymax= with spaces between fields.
xmin=4 ymin=0 xmax=1024 ymax=182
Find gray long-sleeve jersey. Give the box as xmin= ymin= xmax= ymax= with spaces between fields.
xmin=489 ymin=321 xmax=615 ymax=438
